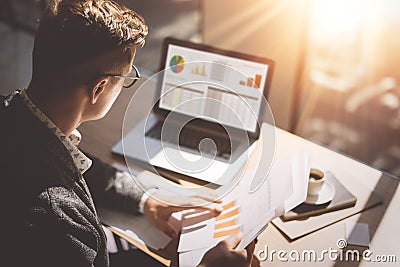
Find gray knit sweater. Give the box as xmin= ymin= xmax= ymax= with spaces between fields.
xmin=0 ymin=94 xmax=145 ymax=266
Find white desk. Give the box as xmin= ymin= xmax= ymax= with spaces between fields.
xmin=79 ymin=80 xmax=400 ymax=266
xmin=254 ymin=128 xmax=400 ymax=266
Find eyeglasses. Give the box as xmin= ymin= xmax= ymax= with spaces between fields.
xmin=104 ymin=65 xmax=141 ymax=89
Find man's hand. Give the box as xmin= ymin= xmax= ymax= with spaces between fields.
xmin=143 ymin=191 xmax=222 ymax=237
xmin=198 ymin=234 xmax=255 ymax=267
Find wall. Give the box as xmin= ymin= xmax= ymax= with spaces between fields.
xmin=202 ymin=0 xmax=311 ymax=130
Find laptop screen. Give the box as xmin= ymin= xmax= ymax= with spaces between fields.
xmin=157 ymin=38 xmax=274 ymax=134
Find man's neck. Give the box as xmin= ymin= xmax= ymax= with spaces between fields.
xmin=26 ymin=84 xmax=84 ymax=137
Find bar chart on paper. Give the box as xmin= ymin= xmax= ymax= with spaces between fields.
xmin=178 ymin=200 xmax=242 ymax=253
xmin=213 ymin=201 xmax=241 ymax=239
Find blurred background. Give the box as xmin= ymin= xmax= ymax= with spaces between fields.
xmin=0 ymin=0 xmax=399 ymax=179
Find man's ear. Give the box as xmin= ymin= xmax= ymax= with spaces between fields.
xmin=90 ymin=78 xmax=108 ymax=104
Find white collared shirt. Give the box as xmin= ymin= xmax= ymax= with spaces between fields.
xmin=12 ymin=89 xmax=154 ymax=253
xmin=18 ymin=90 xmax=151 ymax=214
xmin=19 ymin=90 xmax=92 ymax=174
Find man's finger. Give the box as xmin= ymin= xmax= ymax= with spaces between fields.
xmin=174 ymin=195 xmax=222 ymax=206
xmin=190 ymin=203 xmax=223 ymax=213
xmin=245 ymin=241 xmax=256 ymax=263
xmin=192 ymin=195 xmax=223 ymax=203
xmin=165 ymin=204 xmax=222 ymax=215
xmin=232 ymin=239 xmax=255 ymax=264
xmin=159 ymin=223 xmax=179 ymax=238
xmin=245 ymin=241 xmax=256 ymax=255
xmin=224 ymin=232 xmax=243 ymax=249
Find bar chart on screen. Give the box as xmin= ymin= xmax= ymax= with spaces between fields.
xmin=204 ymin=86 xmax=259 ymax=131
xmin=191 ymin=63 xmax=207 ymax=77
xmin=239 ymin=74 xmax=262 ymax=88
xmin=160 ymin=83 xmax=204 ymax=114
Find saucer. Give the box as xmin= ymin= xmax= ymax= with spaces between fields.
xmin=305 ymin=181 xmax=335 ymax=205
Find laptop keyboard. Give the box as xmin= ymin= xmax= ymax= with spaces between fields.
xmin=146 ymin=122 xmax=233 ymax=159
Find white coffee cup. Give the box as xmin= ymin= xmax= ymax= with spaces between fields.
xmin=307 ymin=168 xmax=325 ymax=195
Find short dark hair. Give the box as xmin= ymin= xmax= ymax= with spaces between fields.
xmin=32 ymin=0 xmax=148 ymax=81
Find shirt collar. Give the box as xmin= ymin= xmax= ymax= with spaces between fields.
xmin=19 ymin=90 xmax=92 ymax=174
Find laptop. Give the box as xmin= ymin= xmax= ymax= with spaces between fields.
xmin=112 ymin=37 xmax=274 ymax=185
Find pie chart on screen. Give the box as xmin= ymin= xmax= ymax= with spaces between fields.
xmin=170 ymin=55 xmax=185 ymax=73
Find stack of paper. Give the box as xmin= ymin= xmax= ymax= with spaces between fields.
xmin=107 ymin=148 xmax=310 ymax=266
xmin=177 ymin=151 xmax=310 ymax=266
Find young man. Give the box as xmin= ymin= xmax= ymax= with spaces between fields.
xmin=0 ymin=0 xmax=254 ymax=266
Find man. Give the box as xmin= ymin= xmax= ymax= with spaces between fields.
xmin=0 ymin=0 xmax=255 ymax=266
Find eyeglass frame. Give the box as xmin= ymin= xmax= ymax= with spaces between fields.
xmin=103 ymin=64 xmax=141 ymax=89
